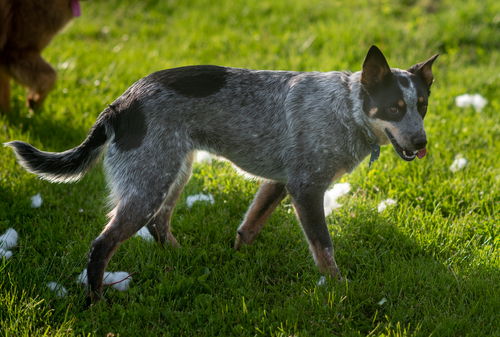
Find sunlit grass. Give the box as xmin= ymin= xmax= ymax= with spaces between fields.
xmin=0 ymin=0 xmax=498 ymax=335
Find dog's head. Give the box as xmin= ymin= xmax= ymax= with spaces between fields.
xmin=360 ymin=45 xmax=438 ymax=161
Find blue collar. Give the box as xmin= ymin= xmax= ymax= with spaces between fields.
xmin=369 ymin=143 xmax=380 ymax=167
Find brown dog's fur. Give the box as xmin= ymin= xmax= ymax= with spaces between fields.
xmin=0 ymin=0 xmax=78 ymax=112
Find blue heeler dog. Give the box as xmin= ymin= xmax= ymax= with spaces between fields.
xmin=6 ymin=46 xmax=438 ymax=303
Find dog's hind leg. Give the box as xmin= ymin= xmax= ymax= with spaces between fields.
xmin=87 ymin=189 xmax=179 ymax=304
xmin=147 ymin=152 xmax=194 ymax=247
xmin=87 ymin=143 xmax=190 ymax=304
xmin=234 ymin=181 xmax=286 ymax=249
xmin=7 ymin=54 xmax=56 ymax=109
xmin=0 ymin=68 xmax=10 ymax=112
xmin=86 ymin=205 xmax=145 ymax=305
xmin=286 ymin=183 xmax=342 ymax=280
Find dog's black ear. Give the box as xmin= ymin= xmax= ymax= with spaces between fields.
xmin=408 ymin=54 xmax=439 ymax=87
xmin=361 ymin=45 xmax=392 ymax=88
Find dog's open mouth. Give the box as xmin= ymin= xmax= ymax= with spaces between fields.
xmin=385 ymin=129 xmax=426 ymax=161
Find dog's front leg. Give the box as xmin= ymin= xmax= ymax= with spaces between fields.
xmin=287 ymin=183 xmax=342 ymax=279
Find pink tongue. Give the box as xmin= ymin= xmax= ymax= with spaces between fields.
xmin=71 ymin=0 xmax=81 ymax=17
xmin=417 ymin=148 xmax=427 ymax=159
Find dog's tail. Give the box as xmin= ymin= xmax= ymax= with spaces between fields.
xmin=4 ymin=111 xmax=111 ymax=183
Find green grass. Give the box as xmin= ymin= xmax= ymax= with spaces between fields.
xmin=1 ymin=0 xmax=499 ymax=335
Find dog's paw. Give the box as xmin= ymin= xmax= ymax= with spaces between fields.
xmin=234 ymin=232 xmax=244 ymax=250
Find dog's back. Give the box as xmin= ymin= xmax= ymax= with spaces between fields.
xmin=139 ymin=66 xmax=361 ymax=181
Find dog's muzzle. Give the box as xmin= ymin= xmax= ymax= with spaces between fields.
xmin=385 ymin=129 xmax=427 ymax=161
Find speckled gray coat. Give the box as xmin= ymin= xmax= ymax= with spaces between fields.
xmin=6 ymin=46 xmax=438 ymax=304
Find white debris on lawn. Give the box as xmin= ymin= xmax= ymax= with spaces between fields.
xmin=377 ymin=199 xmax=397 ymax=213
xmin=317 ymin=276 xmax=327 ymax=286
xmin=0 ymin=228 xmax=18 ymax=249
xmin=47 ymin=282 xmax=68 ymax=298
xmin=324 ymin=183 xmax=351 ymax=216
xmin=31 ymin=193 xmax=43 ymax=208
xmin=0 ymin=249 xmax=13 ymax=259
xmin=377 ymin=297 xmax=388 ymax=305
xmin=135 ymin=226 xmax=154 ymax=242
xmin=77 ymin=269 xmax=132 ymax=291
xmin=186 ymin=193 xmax=215 ymax=208
xmin=103 ymin=271 xmax=132 ymax=291
xmin=195 ymin=150 xmax=214 ymax=163
xmin=76 ymin=270 xmax=88 ymax=284
xmin=449 ymin=155 xmax=468 ymax=172
xmin=0 ymin=228 xmax=18 ymax=259
xmin=455 ymin=94 xmax=488 ymax=112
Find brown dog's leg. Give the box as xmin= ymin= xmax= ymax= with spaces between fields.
xmin=147 ymin=153 xmax=194 ymax=247
xmin=234 ymin=181 xmax=286 ymax=249
xmin=287 ymin=184 xmax=342 ymax=279
xmin=0 ymin=68 xmax=10 ymax=112
xmin=8 ymin=54 xmax=56 ymax=109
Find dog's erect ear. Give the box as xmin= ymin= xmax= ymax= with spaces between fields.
xmin=361 ymin=45 xmax=392 ymax=88
xmin=408 ymin=54 xmax=439 ymax=87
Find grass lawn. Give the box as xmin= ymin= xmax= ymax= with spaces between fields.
xmin=0 ymin=0 xmax=498 ymax=335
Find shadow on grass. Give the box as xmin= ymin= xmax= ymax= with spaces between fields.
xmin=318 ymin=207 xmax=498 ymax=336
xmin=157 ymin=173 xmax=499 ymax=336
xmin=1 ymin=153 xmax=497 ymax=336
xmin=2 ymin=97 xmax=97 ymax=150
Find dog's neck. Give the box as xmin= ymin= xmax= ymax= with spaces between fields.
xmin=347 ymin=72 xmax=382 ymax=166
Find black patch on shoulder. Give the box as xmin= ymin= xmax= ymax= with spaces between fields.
xmin=109 ymin=100 xmax=147 ymax=151
xmin=360 ymin=73 xmax=406 ymax=122
xmin=154 ymin=65 xmax=227 ymax=98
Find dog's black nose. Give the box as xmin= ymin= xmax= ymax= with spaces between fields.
xmin=411 ymin=134 xmax=427 ymax=150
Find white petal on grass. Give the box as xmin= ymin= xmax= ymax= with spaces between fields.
xmin=103 ymin=271 xmax=132 ymax=291
xmin=186 ymin=193 xmax=215 ymax=208
xmin=195 ymin=150 xmax=214 ymax=163
xmin=31 ymin=193 xmax=43 ymax=208
xmin=377 ymin=297 xmax=388 ymax=305
xmin=76 ymin=269 xmax=88 ymax=284
xmin=324 ymin=183 xmax=351 ymax=216
xmin=77 ymin=269 xmax=132 ymax=291
xmin=57 ymin=60 xmax=75 ymax=71
xmin=0 ymin=248 xmax=13 ymax=259
xmin=455 ymin=94 xmax=487 ymax=112
xmin=47 ymin=282 xmax=68 ymax=297
xmin=0 ymin=228 xmax=18 ymax=249
xmin=317 ymin=276 xmax=326 ymax=286
xmin=135 ymin=226 xmax=154 ymax=242
xmin=377 ymin=199 xmax=397 ymax=213
xmin=112 ymin=43 xmax=123 ymax=53
xmin=449 ymin=155 xmax=468 ymax=172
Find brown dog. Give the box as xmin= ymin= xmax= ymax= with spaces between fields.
xmin=0 ymin=0 xmax=81 ymax=112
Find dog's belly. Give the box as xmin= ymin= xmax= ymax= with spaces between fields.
xmin=225 ymin=153 xmax=288 ymax=182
